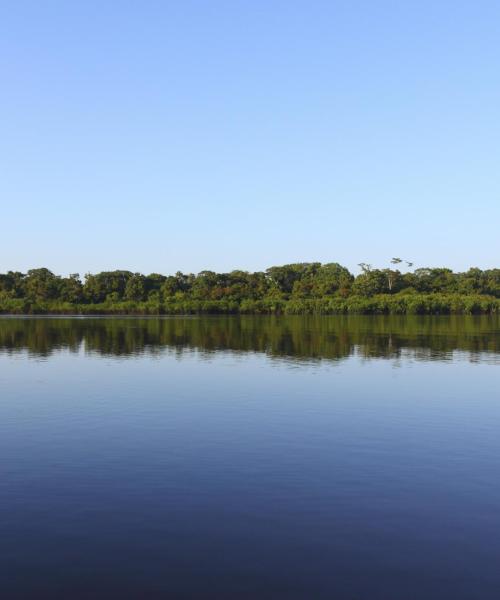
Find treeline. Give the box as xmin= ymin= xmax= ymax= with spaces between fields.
xmin=1 ymin=263 xmax=499 ymax=314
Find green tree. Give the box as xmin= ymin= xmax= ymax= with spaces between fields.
xmin=59 ymin=274 xmax=83 ymax=303
xmin=266 ymin=263 xmax=320 ymax=295
xmin=352 ymin=268 xmax=387 ymax=296
xmin=124 ymin=273 xmax=146 ymax=301
xmin=25 ymin=268 xmax=60 ymax=301
xmin=84 ymin=271 xmax=132 ymax=303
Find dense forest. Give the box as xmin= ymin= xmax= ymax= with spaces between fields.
xmin=1 ymin=262 xmax=499 ymax=314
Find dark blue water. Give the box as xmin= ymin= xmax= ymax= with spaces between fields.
xmin=1 ymin=316 xmax=499 ymax=599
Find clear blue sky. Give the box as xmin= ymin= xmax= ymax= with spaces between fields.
xmin=1 ymin=1 xmax=499 ymax=276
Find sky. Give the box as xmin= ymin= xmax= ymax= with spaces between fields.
xmin=1 ymin=1 xmax=499 ymax=276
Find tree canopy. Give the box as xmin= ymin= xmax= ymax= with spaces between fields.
xmin=1 ymin=262 xmax=499 ymax=314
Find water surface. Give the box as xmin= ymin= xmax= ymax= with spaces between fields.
xmin=1 ymin=316 xmax=499 ymax=599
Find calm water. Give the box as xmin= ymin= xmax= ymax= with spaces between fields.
xmin=1 ymin=316 xmax=499 ymax=599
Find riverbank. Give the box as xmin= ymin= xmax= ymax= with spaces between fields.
xmin=1 ymin=293 xmax=498 ymax=315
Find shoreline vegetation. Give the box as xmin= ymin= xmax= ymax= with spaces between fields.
xmin=1 ymin=263 xmax=499 ymax=315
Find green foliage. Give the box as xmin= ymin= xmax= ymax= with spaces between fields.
xmin=124 ymin=273 xmax=146 ymax=301
xmin=59 ymin=274 xmax=84 ymax=303
xmin=351 ymin=269 xmax=387 ymax=296
xmin=1 ymin=263 xmax=499 ymax=314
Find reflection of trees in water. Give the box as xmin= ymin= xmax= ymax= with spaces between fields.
xmin=0 ymin=316 xmax=498 ymax=363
